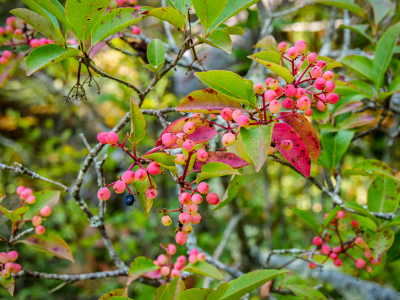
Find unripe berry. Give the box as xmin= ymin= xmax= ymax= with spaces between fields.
xmin=370 ymin=258 xmax=381 ymax=265
xmin=26 ymin=195 xmax=36 ymax=205
xmin=316 ymin=101 xmax=327 ymax=112
xmin=20 ymin=188 xmax=33 ymax=200
xmin=179 ymin=212 xmax=191 ymax=224
xmin=308 ymin=262 xmax=317 ymax=269
xmin=0 ymin=253 xmax=8 ymax=264
xmin=314 ymin=77 xmax=326 ymax=90
xmin=197 ymin=253 xmax=206 ymax=261
xmin=232 ymin=109 xmax=242 ymax=122
xmin=307 ymin=53 xmax=318 ymax=64
xmin=254 ymin=83 xmax=265 ymax=94
xmin=0 ymin=27 xmax=4 ymax=35
xmin=265 ymin=78 xmax=273 ymax=86
xmin=132 ymin=27 xmax=141 ymax=35
xmin=14 ymin=29 xmax=22 ymax=35
xmin=282 ymin=97 xmax=294 ymax=109
xmin=167 ymin=244 xmax=177 ymax=255
xmin=191 ymin=193 xmax=202 ymax=204
xmin=174 ymin=154 xmax=187 ymax=165
xmin=221 ymin=108 xmax=233 ymax=121
xmin=176 ymin=133 xmax=186 ymax=146
xmin=327 ymin=93 xmax=339 ymax=104
xmin=8 ymin=251 xmax=18 ymax=263
xmin=183 ymin=140 xmax=195 ymax=152
xmin=197 ymin=149 xmax=208 ymax=162
xmin=179 ymin=192 xmax=192 ymax=205
xmin=40 ymin=206 xmax=52 ymax=217
xmin=105 ymin=131 xmax=119 ymax=144
xmin=333 ymin=246 xmax=342 ymax=253
xmin=183 ymin=122 xmax=196 ymax=134
xmin=1 ymin=269 xmax=10 ymax=279
xmin=287 ymin=47 xmax=299 ymax=59
xmin=305 ymin=108 xmax=313 ymax=116
xmin=157 ymin=254 xmax=168 ymax=265
xmin=188 ymin=254 xmax=197 ymax=264
xmin=363 ymin=250 xmax=372 ymax=259
xmin=146 ymin=189 xmax=157 ymax=199
xmin=366 ymin=265 xmax=373 ymax=273
xmin=321 ymin=245 xmax=331 ymax=255
xmin=191 ymin=213 xmax=202 ymax=224
xmin=121 ymin=171 xmax=135 ymax=184
xmin=322 ymin=71 xmax=334 ymax=81
xmin=269 ymin=100 xmax=281 ymax=114
xmin=2 ymin=50 xmax=12 ymax=60
xmin=135 ymin=169 xmax=147 ymax=181
xmin=162 ymin=215 xmax=172 ymax=226
xmin=171 ymin=269 xmax=180 ymax=278
xmin=280 ymin=140 xmax=293 ymax=150
xmin=197 ymin=182 xmax=209 ymax=194
xmin=160 ymin=266 xmax=170 ymax=276
xmin=268 ymin=79 xmax=279 ymax=90
xmin=4 ymin=262 xmax=14 ymax=271
xmin=32 ymin=215 xmax=42 ymax=227
xmin=294 ymin=88 xmax=306 ymax=99
xmin=310 ymin=66 xmax=322 ymax=78
xmin=222 ymin=133 xmax=236 ymax=147
xmin=278 ymin=42 xmax=287 ymax=52
xmin=177 ymin=255 xmax=187 ymax=263
xmin=162 ymin=133 xmax=177 ymax=146
xmin=275 ymin=86 xmax=284 ymax=97
xmin=5 ymin=25 xmax=13 ymax=35
xmin=329 ymin=253 xmax=338 ymax=260
xmin=0 ymin=57 xmax=9 ymax=65
xmin=16 ymin=186 xmax=25 ymax=195
xmin=175 ymin=231 xmax=187 ymax=245
xmin=316 ymin=60 xmax=327 ymax=69
xmin=337 ymin=210 xmax=345 ymax=219
xmin=174 ymin=261 xmax=184 ymax=270
xmin=294 ymin=40 xmax=307 ymax=53
xmin=355 ymin=258 xmax=366 ymax=268
xmin=268 ymin=146 xmax=275 ymax=155
xmin=35 ymin=225 xmax=46 ymax=235
xmin=182 ymin=224 xmax=193 ymax=234
xmin=296 ymin=96 xmax=311 ymax=111
xmin=264 ymin=90 xmax=276 ymax=102
xmin=206 ymin=193 xmax=219 ymax=205
xmin=284 ymin=84 xmax=296 ymax=97
xmin=186 ymin=203 xmax=198 ymax=214
xmin=324 ymin=81 xmax=335 ymax=93
xmin=334 ymin=258 xmax=342 ymax=267
xmin=355 ymin=237 xmax=364 ymax=246
xmin=237 ymin=115 xmax=250 ymax=127
xmin=113 ymin=180 xmax=126 ymax=194
xmin=351 ymin=220 xmax=359 ymax=228
xmin=147 ymin=162 xmax=161 ymax=175
xmin=98 ymin=188 xmax=111 ymax=201
xmin=13 ymin=264 xmax=21 ymax=274
xmin=313 ymin=236 xmax=322 ymax=246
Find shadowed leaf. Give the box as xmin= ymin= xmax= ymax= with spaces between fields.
xmin=365 ymin=228 xmax=394 ymax=261
xmin=178 ymin=283 xmax=230 ymax=300
xmin=127 ymin=257 xmax=159 ymax=286
xmin=132 ymin=176 xmax=156 ymax=217
xmin=193 ymin=151 xmax=249 ymax=172
xmin=213 ymin=174 xmax=244 ymax=211
xmin=25 ymin=190 xmax=60 ymax=220
xmin=0 ymin=275 xmax=14 ymax=296
xmin=182 ymin=261 xmax=224 ymax=280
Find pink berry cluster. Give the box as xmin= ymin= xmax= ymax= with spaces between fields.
xmin=0 ymin=251 xmax=21 ymax=279
xmin=308 ymin=210 xmax=380 ymax=274
xmin=0 ymin=17 xmax=22 ymax=39
xmin=116 ymin=0 xmax=138 ymax=6
xmin=16 ymin=186 xmax=52 ymax=235
xmin=146 ymin=245 xmax=206 ymax=281
xmin=0 ymin=50 xmax=12 ymax=66
xmin=28 ymin=38 xmax=54 ymax=49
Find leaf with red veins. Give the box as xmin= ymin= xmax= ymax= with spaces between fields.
xmin=279 ymin=112 xmax=321 ymax=162
xmin=272 ymin=123 xmax=312 ymax=178
xmin=192 ymin=151 xmax=249 ymax=172
xmin=176 ymin=88 xmax=243 ymax=113
xmin=155 ymin=116 xmax=217 ymax=149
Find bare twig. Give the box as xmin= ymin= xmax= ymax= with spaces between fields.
xmin=213 ymin=214 xmax=241 ymax=260
xmin=13 ymin=228 xmax=34 ymax=242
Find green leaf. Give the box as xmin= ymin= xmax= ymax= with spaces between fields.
xmin=341 ymin=202 xmax=378 ymax=224
xmin=24 ymin=190 xmax=60 ymax=220
xmin=368 ymin=0 xmax=391 ymax=27
xmin=182 ymin=261 xmax=224 ymax=280
xmin=65 ymin=0 xmax=110 ymax=42
xmin=22 ymin=0 xmax=60 ymax=29
xmin=197 ymin=162 xmax=241 ymax=183
xmin=291 ymin=208 xmax=319 ymax=233
xmin=11 ymin=8 xmax=64 ymax=45
xmin=339 ymin=112 xmax=375 ymax=130
xmin=155 ymin=284 xmax=168 ymax=300
xmin=209 ymin=0 xmax=259 ymax=32
xmin=192 ymin=0 xmax=226 ymax=33
xmin=127 ymin=256 xmax=160 ymax=286
xmin=314 ymin=0 xmax=367 ymax=19
xmin=25 ymin=44 xmax=79 ymax=76
xmin=178 ymin=283 xmax=230 ymax=300
xmin=386 ymin=230 xmax=400 ymax=263
xmin=160 ymin=277 xmax=185 ymax=300
xmin=255 ymin=35 xmax=278 ymax=51
xmin=222 ymin=270 xmax=287 ymax=300
xmin=368 ymin=178 xmax=400 ymax=214
xmin=142 ymin=7 xmax=185 ymax=31
xmin=132 ymin=176 xmax=156 ymax=217
xmin=323 ymin=207 xmax=341 ymax=227
xmin=147 ymin=39 xmax=166 ymax=67
xmin=320 ymin=130 xmax=353 ymax=170
xmin=339 ymin=24 xmax=373 ymax=43
xmin=231 ymin=133 xmax=252 ymax=163
xmin=342 ymin=55 xmax=374 ymax=81
xmin=342 ymin=159 xmax=398 ymax=181
xmin=0 ymin=206 xmax=29 ymax=222
xmin=213 ymin=174 xmax=244 ymax=211
xmin=129 ymin=98 xmax=146 ymax=150
xmin=0 ymin=275 xmax=14 ymax=297
xmin=374 ymin=22 xmax=400 ymax=90
xmin=286 ymin=284 xmax=327 ymax=300
xmin=109 ymin=297 xmax=133 ymax=300
xmin=365 ymin=228 xmax=394 ymax=261
xmin=19 ymin=233 xmax=74 ymax=262
xmin=240 ymin=124 xmax=273 ymax=172
xmin=99 ymin=288 xmax=128 ymax=300
xmin=382 ymin=215 xmax=400 ymax=229
xmin=220 ymin=26 xmax=244 ymax=36
xmin=92 ymin=8 xmax=145 ymax=45
xmin=146 ymin=63 xmax=164 ymax=74
xmin=378 ymin=75 xmax=400 ymax=100
xmin=248 ymin=51 xmax=294 ymax=83
xmin=166 ymin=0 xmax=191 ymax=16
xmin=196 ymin=30 xmax=232 ymax=54
xmin=195 ymin=71 xmax=256 ymax=108
xmin=141 ymin=153 xmax=178 ymax=175
xmin=33 ymin=0 xmax=75 ymax=34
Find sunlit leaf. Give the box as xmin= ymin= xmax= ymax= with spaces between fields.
xmin=197 ymin=162 xmax=241 ymax=183
xmin=127 ymin=256 xmax=160 ymax=286
xmin=182 ymin=261 xmax=224 ymax=280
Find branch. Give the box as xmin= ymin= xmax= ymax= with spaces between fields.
xmin=13 ymin=228 xmax=34 ymax=242
xmin=213 ymin=214 xmax=241 ymax=260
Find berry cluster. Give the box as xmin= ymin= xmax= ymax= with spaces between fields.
xmin=0 ymin=251 xmax=21 ymax=279
xmin=146 ymin=245 xmax=206 ymax=281
xmin=308 ymin=210 xmax=380 ymax=274
xmin=116 ymin=0 xmax=138 ymax=7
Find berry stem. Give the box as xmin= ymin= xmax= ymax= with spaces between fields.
xmin=180 ymin=151 xmax=194 ymax=181
xmin=296 ymin=64 xmax=312 ymax=86
xmin=204 ymin=119 xmax=229 ymax=130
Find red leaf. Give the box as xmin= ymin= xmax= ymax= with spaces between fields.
xmin=279 ymin=112 xmax=320 ymax=162
xmin=192 ymin=151 xmax=249 ymax=172
xmin=272 ymin=123 xmax=311 ymax=178
xmin=155 ymin=116 xmax=217 ymax=149
xmin=176 ymin=89 xmax=243 ymax=113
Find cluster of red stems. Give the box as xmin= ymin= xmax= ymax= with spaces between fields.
xmin=309 ymin=210 xmax=381 ymax=273
xmin=146 ymin=244 xmax=206 ymax=281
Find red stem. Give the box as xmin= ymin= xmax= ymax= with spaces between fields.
xmin=180 ymin=151 xmax=194 ymax=181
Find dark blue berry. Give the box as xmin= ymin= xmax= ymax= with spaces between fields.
xmin=125 ymin=194 xmax=135 ymax=206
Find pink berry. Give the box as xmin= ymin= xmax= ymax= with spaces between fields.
xmin=7 ymin=251 xmax=18 ymax=262
xmin=160 ymin=266 xmax=170 ymax=276
xmin=16 ymin=186 xmax=25 ymax=195
xmin=355 ymin=237 xmax=364 ymax=246
xmin=0 ymin=253 xmax=9 ymax=264
xmin=355 ymin=258 xmax=366 ymax=268
xmin=1 ymin=269 xmax=10 ymax=279
xmin=278 ymin=41 xmax=287 ymax=52
xmin=334 ymin=258 xmax=342 ymax=267
xmin=162 ymin=215 xmax=172 ymax=226
xmin=2 ymin=50 xmax=12 ymax=60
xmin=174 ymin=261 xmax=184 ymax=270
xmin=97 ymin=132 xmax=107 ymax=144
xmin=206 ymin=193 xmax=219 ymax=205
xmin=366 ymin=265 xmax=373 ymax=273
xmin=268 ymin=146 xmax=275 ymax=155
xmin=305 ymin=108 xmax=313 ymax=116
xmin=182 ymin=224 xmax=193 ymax=234
xmin=177 ymin=255 xmax=186 ymax=263
xmin=236 ymin=115 xmax=250 ymax=127
xmin=175 ymin=231 xmax=188 ymax=245
xmin=321 ymin=245 xmax=331 ymax=255
xmin=35 ymin=225 xmax=46 ymax=235
xmin=329 ymin=253 xmax=338 ymax=260
xmin=14 ymin=29 xmax=22 ymax=35
xmin=322 ymin=71 xmax=334 ymax=81
xmin=32 ymin=215 xmax=42 ymax=227
xmin=105 ymin=131 xmax=119 ymax=144
xmin=210 ymin=114 xmax=218 ymax=119
xmin=265 ymin=78 xmax=273 ymax=85
xmin=316 ymin=60 xmax=327 ymax=69
xmin=337 ymin=210 xmax=345 ymax=219
xmin=188 ymin=254 xmax=197 ymax=264
xmin=189 ymin=249 xmax=199 ymax=256
xmin=146 ymin=189 xmax=157 ymax=199
xmin=135 ymin=169 xmax=147 ymax=181
xmin=307 ymin=53 xmax=318 ymax=64
xmin=197 ymin=253 xmax=206 ymax=261
xmin=280 ymin=140 xmax=293 ymax=150
xmin=20 ymin=188 xmax=33 ymax=200
xmin=113 ymin=180 xmax=126 ymax=194
xmin=370 ymin=258 xmax=381 ymax=265
xmin=232 ymin=109 xmax=242 ymax=122
xmin=40 ymin=206 xmax=52 ymax=217
xmin=162 ymin=133 xmax=177 ymax=146
xmin=191 ymin=193 xmax=202 ymax=204
xmin=5 ymin=25 xmax=13 ymax=34
xmin=282 ymin=97 xmax=294 ymax=109
xmin=310 ymin=66 xmax=322 ymax=78
xmin=327 ymin=93 xmax=339 ymax=104
xmin=191 ymin=213 xmax=202 ymax=224
xmin=26 ymin=195 xmax=36 ymax=205
xmin=275 ymin=86 xmax=284 ymax=97
xmin=197 ymin=182 xmax=209 ymax=194
xmin=97 ymin=188 xmax=111 ymax=201
xmin=296 ymin=96 xmax=311 ymax=111
xmin=264 ymin=90 xmax=276 ymax=102
xmin=221 ymin=108 xmax=233 ymax=121
xmin=183 ymin=140 xmax=195 ymax=152
xmin=351 ymin=220 xmax=359 ymax=228
xmin=174 ymin=154 xmax=187 ymax=165
xmin=254 ymin=83 xmax=265 ymax=94
xmin=324 ymin=81 xmax=335 ymax=93
xmin=121 ymin=171 xmax=135 ymax=184
xmin=268 ymin=79 xmax=279 ymax=90
xmin=29 ymin=39 xmax=41 ymax=48
xmin=171 ymin=269 xmax=180 ymax=278
xmin=186 ymin=203 xmax=198 ymax=214
xmin=179 ymin=212 xmax=191 ymax=224
xmin=333 ymin=246 xmax=342 ymax=253
xmin=294 ymin=40 xmax=306 ymax=53
xmin=0 ymin=27 xmax=4 ymax=35
xmin=313 ymin=236 xmax=322 ymax=246
xmin=364 ymin=250 xmax=372 ymax=259
xmin=147 ymin=162 xmax=161 ymax=175
xmin=269 ymin=100 xmax=281 ymax=114
xmin=314 ymin=77 xmax=326 ymax=90
xmin=287 ymin=47 xmax=299 ymax=59
xmin=308 ymin=262 xmax=317 ymax=269
xmin=316 ymin=100 xmax=326 ymax=112
xmin=0 ymin=57 xmax=9 ymax=65
xmin=179 ymin=192 xmax=192 ymax=205
xmin=284 ymin=84 xmax=296 ymax=97
xmin=12 ymin=263 xmax=21 ymax=274
xmin=158 ymin=254 xmax=168 ymax=265
xmin=167 ymin=244 xmax=177 ymax=255
xmin=197 ymin=149 xmax=208 ymax=162
xmin=132 ymin=27 xmax=141 ymax=35
xmin=4 ymin=262 xmax=14 ymax=271
xmin=183 ymin=122 xmax=196 ymax=134
xmin=222 ymin=133 xmax=236 ymax=147
xmin=294 ymin=88 xmax=306 ymax=99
